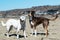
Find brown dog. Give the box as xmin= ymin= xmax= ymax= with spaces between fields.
xmin=28 ymin=11 xmax=58 ymax=37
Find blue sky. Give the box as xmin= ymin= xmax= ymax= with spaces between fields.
xmin=0 ymin=0 xmax=60 ymax=11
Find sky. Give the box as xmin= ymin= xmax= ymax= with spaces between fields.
xmin=0 ymin=0 xmax=60 ymax=11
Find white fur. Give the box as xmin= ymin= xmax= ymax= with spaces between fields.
xmin=31 ymin=29 xmax=34 ymax=35
xmin=20 ymin=16 xmax=26 ymax=21
xmin=34 ymin=30 xmax=37 ymax=37
xmin=1 ymin=15 xmax=27 ymax=39
xmin=1 ymin=21 xmax=6 ymax=26
xmin=31 ymin=21 xmax=34 ymax=25
xmin=31 ymin=21 xmax=37 ymax=37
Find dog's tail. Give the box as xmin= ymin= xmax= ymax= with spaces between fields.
xmin=49 ymin=14 xmax=58 ymax=21
xmin=1 ymin=21 xmax=6 ymax=26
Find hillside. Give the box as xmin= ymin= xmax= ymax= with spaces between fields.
xmin=0 ymin=5 xmax=60 ymax=17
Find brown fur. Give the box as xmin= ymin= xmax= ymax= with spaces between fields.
xmin=28 ymin=11 xmax=58 ymax=37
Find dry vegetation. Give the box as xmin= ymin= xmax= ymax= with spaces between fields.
xmin=0 ymin=15 xmax=60 ymax=40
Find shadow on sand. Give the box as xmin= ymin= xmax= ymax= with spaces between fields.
xmin=4 ymin=34 xmax=25 ymax=38
xmin=30 ymin=32 xmax=49 ymax=35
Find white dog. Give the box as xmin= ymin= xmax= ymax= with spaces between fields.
xmin=1 ymin=15 xmax=27 ymax=39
